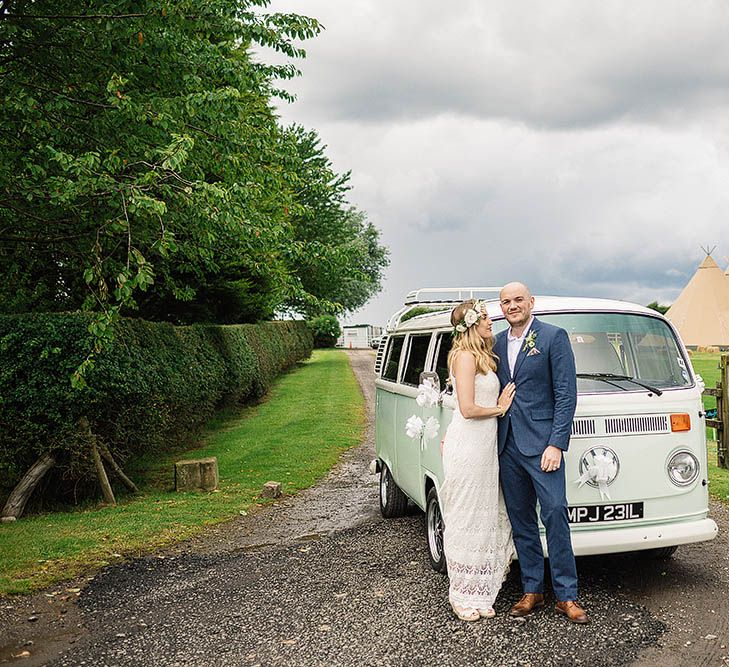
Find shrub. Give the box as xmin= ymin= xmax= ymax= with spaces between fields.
xmin=308 ymin=315 xmax=341 ymax=348
xmin=0 ymin=314 xmax=312 ymax=505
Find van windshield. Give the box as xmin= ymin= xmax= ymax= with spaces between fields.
xmin=494 ymin=312 xmax=692 ymax=393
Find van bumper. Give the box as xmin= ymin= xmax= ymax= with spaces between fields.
xmin=556 ymin=518 xmax=718 ymax=557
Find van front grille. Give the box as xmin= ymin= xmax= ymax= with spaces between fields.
xmin=374 ymin=335 xmax=389 ymax=376
xmin=604 ymin=415 xmax=669 ymax=435
xmin=571 ymin=418 xmax=596 ymax=437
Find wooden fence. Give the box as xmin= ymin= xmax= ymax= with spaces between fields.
xmin=704 ymin=353 xmax=729 ymax=469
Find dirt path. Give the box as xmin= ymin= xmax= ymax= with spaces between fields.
xmin=0 ymin=349 xmax=727 ymax=666
xmin=0 ymin=350 xmax=380 ymax=666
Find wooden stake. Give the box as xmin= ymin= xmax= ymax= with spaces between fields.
xmin=99 ymin=445 xmax=139 ymax=493
xmin=1 ymin=452 xmax=56 ymax=519
xmin=91 ymin=441 xmax=116 ymax=505
xmin=80 ymin=416 xmax=116 ymax=505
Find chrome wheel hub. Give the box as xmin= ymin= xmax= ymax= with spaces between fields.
xmin=427 ymin=497 xmax=444 ymax=561
xmin=380 ymin=469 xmax=389 ymax=506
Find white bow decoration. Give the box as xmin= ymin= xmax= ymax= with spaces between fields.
xmin=405 ymin=414 xmax=441 ymax=451
xmin=415 ymin=378 xmax=441 ymax=407
xmin=405 ymin=415 xmax=424 ymax=439
xmin=424 ymin=416 xmax=440 ymax=440
xmin=574 ymin=451 xmax=617 ymax=500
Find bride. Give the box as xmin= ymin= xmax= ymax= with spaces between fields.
xmin=440 ymin=299 xmax=516 ymax=621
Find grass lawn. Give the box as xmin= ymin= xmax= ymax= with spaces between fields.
xmin=708 ymin=440 xmax=729 ymax=502
xmin=691 ymin=352 xmax=722 ymax=412
xmin=0 ymin=349 xmax=365 ymax=596
xmin=690 ymin=352 xmax=729 ymax=503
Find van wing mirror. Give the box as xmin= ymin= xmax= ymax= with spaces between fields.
xmin=419 ymin=371 xmax=441 ymax=393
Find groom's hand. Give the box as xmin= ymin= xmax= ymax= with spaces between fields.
xmin=540 ymin=445 xmax=562 ymax=472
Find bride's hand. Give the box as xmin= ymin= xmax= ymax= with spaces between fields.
xmin=497 ymin=382 xmax=516 ymax=413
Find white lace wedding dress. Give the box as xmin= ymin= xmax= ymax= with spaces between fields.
xmin=440 ymin=370 xmax=516 ymax=610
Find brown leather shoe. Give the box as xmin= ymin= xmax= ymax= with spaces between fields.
xmin=509 ymin=593 xmax=545 ymax=617
xmin=555 ymin=600 xmax=589 ymax=624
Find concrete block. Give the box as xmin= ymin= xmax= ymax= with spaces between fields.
xmin=175 ymin=457 xmax=218 ymax=492
xmin=261 ymin=481 xmax=282 ymax=498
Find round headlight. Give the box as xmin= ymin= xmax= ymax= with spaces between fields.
xmin=667 ymin=451 xmax=699 ymax=486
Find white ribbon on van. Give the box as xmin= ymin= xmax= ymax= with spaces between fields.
xmin=405 ymin=414 xmax=440 ymax=450
xmin=574 ymin=451 xmax=618 ymax=501
xmin=405 ymin=415 xmax=425 ymax=439
xmin=416 ymin=379 xmax=440 ymax=407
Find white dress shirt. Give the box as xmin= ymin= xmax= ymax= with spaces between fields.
xmin=507 ymin=316 xmax=534 ymax=377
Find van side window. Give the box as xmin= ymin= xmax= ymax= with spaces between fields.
xmin=382 ymin=336 xmax=405 ymax=381
xmin=434 ymin=332 xmax=454 ymax=386
xmin=402 ymin=334 xmax=432 ymax=386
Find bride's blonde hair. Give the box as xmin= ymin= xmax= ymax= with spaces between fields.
xmin=447 ymin=299 xmax=498 ymax=375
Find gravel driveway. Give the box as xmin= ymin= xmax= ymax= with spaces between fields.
xmin=1 ymin=350 xmax=726 ymax=666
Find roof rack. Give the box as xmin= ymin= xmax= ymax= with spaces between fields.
xmin=387 ymin=286 xmax=503 ymax=331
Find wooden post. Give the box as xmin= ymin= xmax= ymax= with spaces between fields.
xmin=91 ymin=441 xmax=116 ymax=505
xmin=719 ymin=354 xmax=729 ymax=469
xmin=80 ymin=416 xmax=116 ymax=505
xmin=99 ymin=445 xmax=139 ymax=493
xmin=1 ymin=452 xmax=56 ymax=519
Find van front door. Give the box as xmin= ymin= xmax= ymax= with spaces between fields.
xmin=395 ymin=333 xmax=434 ymax=507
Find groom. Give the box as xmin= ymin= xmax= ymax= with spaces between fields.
xmin=494 ymin=282 xmax=588 ymax=624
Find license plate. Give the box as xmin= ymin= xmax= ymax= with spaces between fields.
xmin=568 ymin=502 xmax=644 ymax=523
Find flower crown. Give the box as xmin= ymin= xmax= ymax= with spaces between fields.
xmin=453 ymin=300 xmax=486 ymax=333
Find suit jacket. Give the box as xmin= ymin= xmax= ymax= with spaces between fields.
xmin=495 ymin=317 xmax=577 ymax=456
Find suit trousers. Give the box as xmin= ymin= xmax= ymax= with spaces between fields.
xmin=499 ymin=425 xmax=578 ymax=601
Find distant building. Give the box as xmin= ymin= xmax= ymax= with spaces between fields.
xmin=337 ymin=324 xmax=383 ymax=349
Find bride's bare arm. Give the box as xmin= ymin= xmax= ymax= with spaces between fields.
xmin=452 ymin=351 xmax=515 ymax=419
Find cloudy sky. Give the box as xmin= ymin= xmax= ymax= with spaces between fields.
xmin=264 ymin=0 xmax=729 ymax=326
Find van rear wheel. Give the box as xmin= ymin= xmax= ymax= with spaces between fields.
xmin=379 ymin=464 xmax=408 ymax=518
xmin=426 ymin=487 xmax=447 ymax=574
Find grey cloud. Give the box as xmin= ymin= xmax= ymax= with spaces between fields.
xmin=267 ymin=0 xmax=729 ymax=129
xmin=260 ymin=1 xmax=729 ymax=326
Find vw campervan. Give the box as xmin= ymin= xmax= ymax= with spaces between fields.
xmin=374 ymin=288 xmax=718 ymax=572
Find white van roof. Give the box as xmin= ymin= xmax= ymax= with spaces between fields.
xmin=392 ymin=295 xmax=660 ymax=332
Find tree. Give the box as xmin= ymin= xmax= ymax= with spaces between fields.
xmin=0 ymin=0 xmax=321 ymax=380
xmin=307 ymin=314 xmax=341 ymax=348
xmin=283 ymin=126 xmax=389 ymax=316
xmin=0 ymin=2 xmax=389 ymax=375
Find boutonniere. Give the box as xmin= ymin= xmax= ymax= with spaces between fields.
xmin=523 ymin=330 xmax=540 ymax=356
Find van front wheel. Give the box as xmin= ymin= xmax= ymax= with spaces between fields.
xmin=379 ymin=464 xmax=408 ymax=518
xmin=642 ymin=545 xmax=678 ymax=559
xmin=426 ymin=487 xmax=447 ymax=574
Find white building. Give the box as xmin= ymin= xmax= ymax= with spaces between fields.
xmin=337 ymin=324 xmax=383 ymax=349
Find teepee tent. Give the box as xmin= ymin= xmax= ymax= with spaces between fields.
xmin=665 ymin=253 xmax=729 ymax=348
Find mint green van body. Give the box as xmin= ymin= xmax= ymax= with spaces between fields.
xmin=374 ymin=292 xmax=718 ymax=571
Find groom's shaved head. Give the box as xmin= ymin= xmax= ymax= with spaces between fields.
xmin=500 ymin=282 xmax=531 ymax=300
xmin=500 ymin=282 xmax=534 ymax=329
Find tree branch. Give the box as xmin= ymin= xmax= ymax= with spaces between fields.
xmin=5 ymin=12 xmax=151 ymax=21
xmin=184 ymin=123 xmax=223 ymax=142
xmin=0 ymin=234 xmax=85 ymax=243
xmin=21 ymin=81 xmax=115 ymax=109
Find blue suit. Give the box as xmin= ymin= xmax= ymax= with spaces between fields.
xmin=495 ymin=317 xmax=579 ymax=601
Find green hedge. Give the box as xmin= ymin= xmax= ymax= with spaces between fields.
xmin=0 ymin=314 xmax=312 ymax=504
